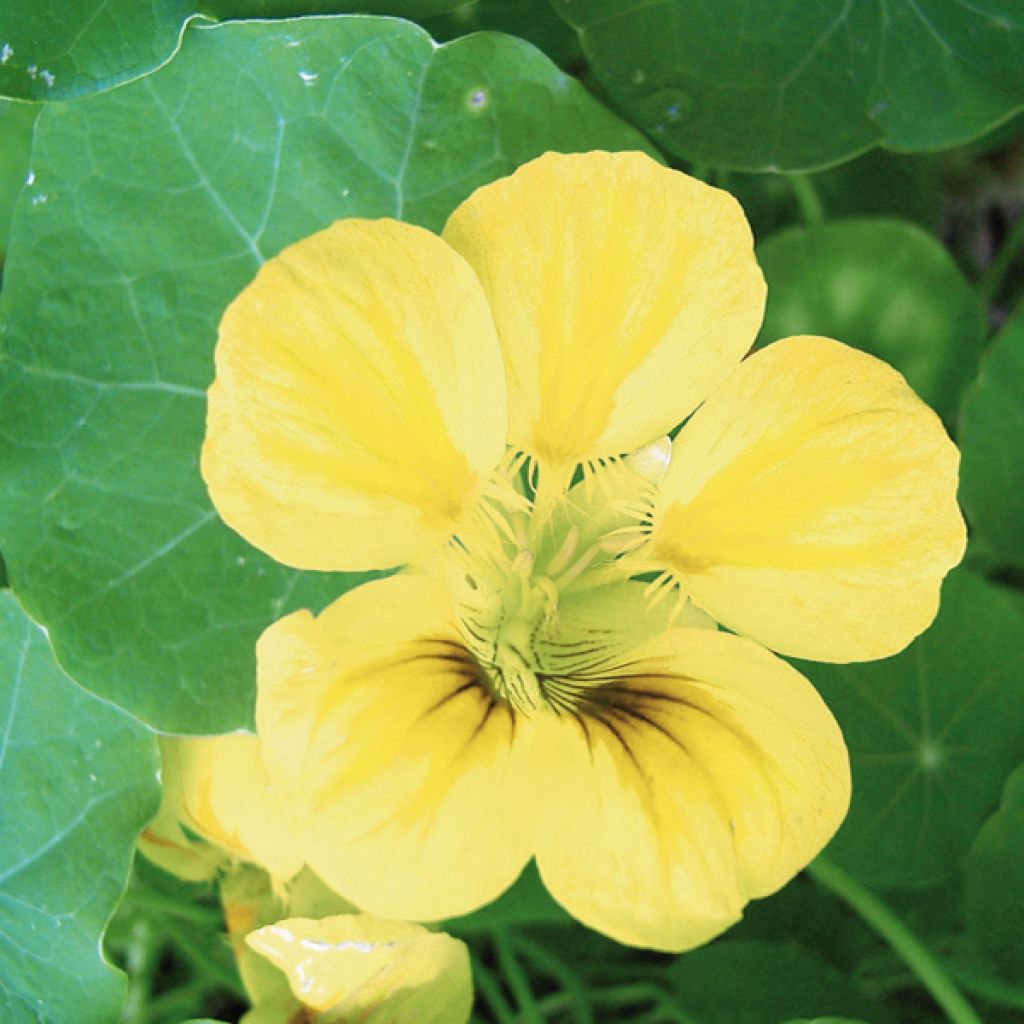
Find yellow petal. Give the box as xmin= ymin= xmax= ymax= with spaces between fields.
xmin=651 ymin=336 xmax=966 ymax=661
xmin=531 ymin=628 xmax=849 ymax=952
xmin=157 ymin=734 xmax=304 ymax=881
xmin=442 ymin=151 xmax=765 ymax=473
xmin=137 ymin=797 xmax=224 ymax=884
xmin=247 ymin=915 xmax=472 ymax=1023
xmin=202 ymin=218 xmax=508 ymax=572
xmin=256 ymin=574 xmax=535 ymax=921
xmin=222 ymin=866 xmax=363 ymax=1018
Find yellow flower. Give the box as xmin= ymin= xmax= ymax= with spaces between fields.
xmin=245 ymin=915 xmax=472 ymax=1024
xmin=140 ymin=734 xmax=304 ymax=883
xmin=201 ymin=151 xmax=965 ymax=951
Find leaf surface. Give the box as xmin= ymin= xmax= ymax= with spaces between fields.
xmin=554 ymin=0 xmax=1024 ymax=171
xmin=800 ymin=568 xmax=1024 ymax=888
xmin=959 ymin=309 xmax=1024 ymax=567
xmin=0 ymin=592 xmax=159 ymax=1023
xmin=0 ymin=1 xmax=466 ymax=101
xmin=964 ymin=762 xmax=1024 ymax=981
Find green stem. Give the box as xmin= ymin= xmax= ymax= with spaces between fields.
xmin=788 ymin=173 xmax=825 ymax=225
xmin=526 ymin=983 xmax=693 ymax=1024
xmin=120 ymin=918 xmax=159 ymax=1024
xmin=979 ymin=213 xmax=1024 ymax=305
xmin=512 ymin=937 xmax=595 ymax=1024
xmin=474 ymin=959 xmax=517 ymax=1024
xmin=947 ymin=962 xmax=1024 ymax=1011
xmin=531 ymin=992 xmax=575 ymax=1020
xmin=587 ymin=984 xmax=694 ymax=1024
xmin=166 ymin=919 xmax=245 ymax=996
xmin=145 ymin=978 xmax=216 ymax=1019
xmin=493 ymin=929 xmax=543 ymax=1024
xmin=808 ymin=857 xmax=984 ymax=1024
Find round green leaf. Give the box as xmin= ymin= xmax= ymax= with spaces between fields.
xmin=0 ymin=16 xmax=651 ymax=732
xmin=0 ymin=1 xmax=466 ymax=101
xmin=959 ymin=309 xmax=1024 ymax=567
xmin=0 ymin=592 xmax=160 ymax=1023
xmin=757 ymin=219 xmax=986 ymax=420
xmin=554 ymin=0 xmax=1024 ymax=171
xmin=799 ymin=568 xmax=1024 ymax=888
xmin=964 ymin=762 xmax=1024 ymax=981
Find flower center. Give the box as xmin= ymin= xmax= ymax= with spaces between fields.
xmin=439 ymin=442 xmax=671 ymax=715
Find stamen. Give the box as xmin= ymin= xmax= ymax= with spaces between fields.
xmin=511 ymin=516 xmax=530 ymax=550
xmin=551 ymin=544 xmax=600 ymax=590
xmin=545 ymin=525 xmax=580 ymax=577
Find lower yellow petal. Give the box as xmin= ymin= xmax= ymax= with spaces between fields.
xmin=203 ymin=218 xmax=507 ymax=571
xmin=443 ymin=151 xmax=765 ymax=472
xmin=530 ymin=628 xmax=849 ymax=952
xmin=256 ymin=574 xmax=535 ymax=921
xmin=246 ymin=915 xmax=472 ymax=1023
xmin=651 ymin=336 xmax=966 ymax=661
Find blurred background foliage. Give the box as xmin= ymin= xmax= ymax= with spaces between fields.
xmin=0 ymin=2 xmax=1022 ymax=1023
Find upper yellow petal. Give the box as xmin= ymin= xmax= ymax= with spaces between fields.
xmin=530 ymin=628 xmax=849 ymax=952
xmin=246 ymin=915 xmax=472 ymax=1023
xmin=255 ymin=574 xmax=535 ymax=922
xmin=202 ymin=218 xmax=508 ymax=572
xmin=442 ymin=151 xmax=765 ymax=472
xmin=651 ymin=336 xmax=966 ymax=662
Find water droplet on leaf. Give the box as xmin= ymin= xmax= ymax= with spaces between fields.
xmin=637 ymin=86 xmax=697 ymax=128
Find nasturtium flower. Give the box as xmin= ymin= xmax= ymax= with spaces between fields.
xmin=139 ymin=733 xmax=303 ymax=883
xmin=202 ymin=151 xmax=965 ymax=951
xmin=246 ymin=915 xmax=472 ymax=1024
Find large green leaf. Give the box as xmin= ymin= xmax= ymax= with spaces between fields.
xmin=799 ymin=568 xmax=1024 ymax=888
xmin=959 ymin=309 xmax=1024 ymax=568
xmin=964 ymin=762 xmax=1024 ymax=981
xmin=0 ymin=16 xmax=651 ymax=732
xmin=0 ymin=101 xmax=35 ymax=263
xmin=0 ymin=592 xmax=159 ymax=1023
xmin=665 ymin=940 xmax=888 ymax=1024
xmin=0 ymin=2 xmax=466 ymax=101
xmin=554 ymin=0 xmax=1024 ymax=171
xmin=757 ymin=219 xmax=986 ymax=420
